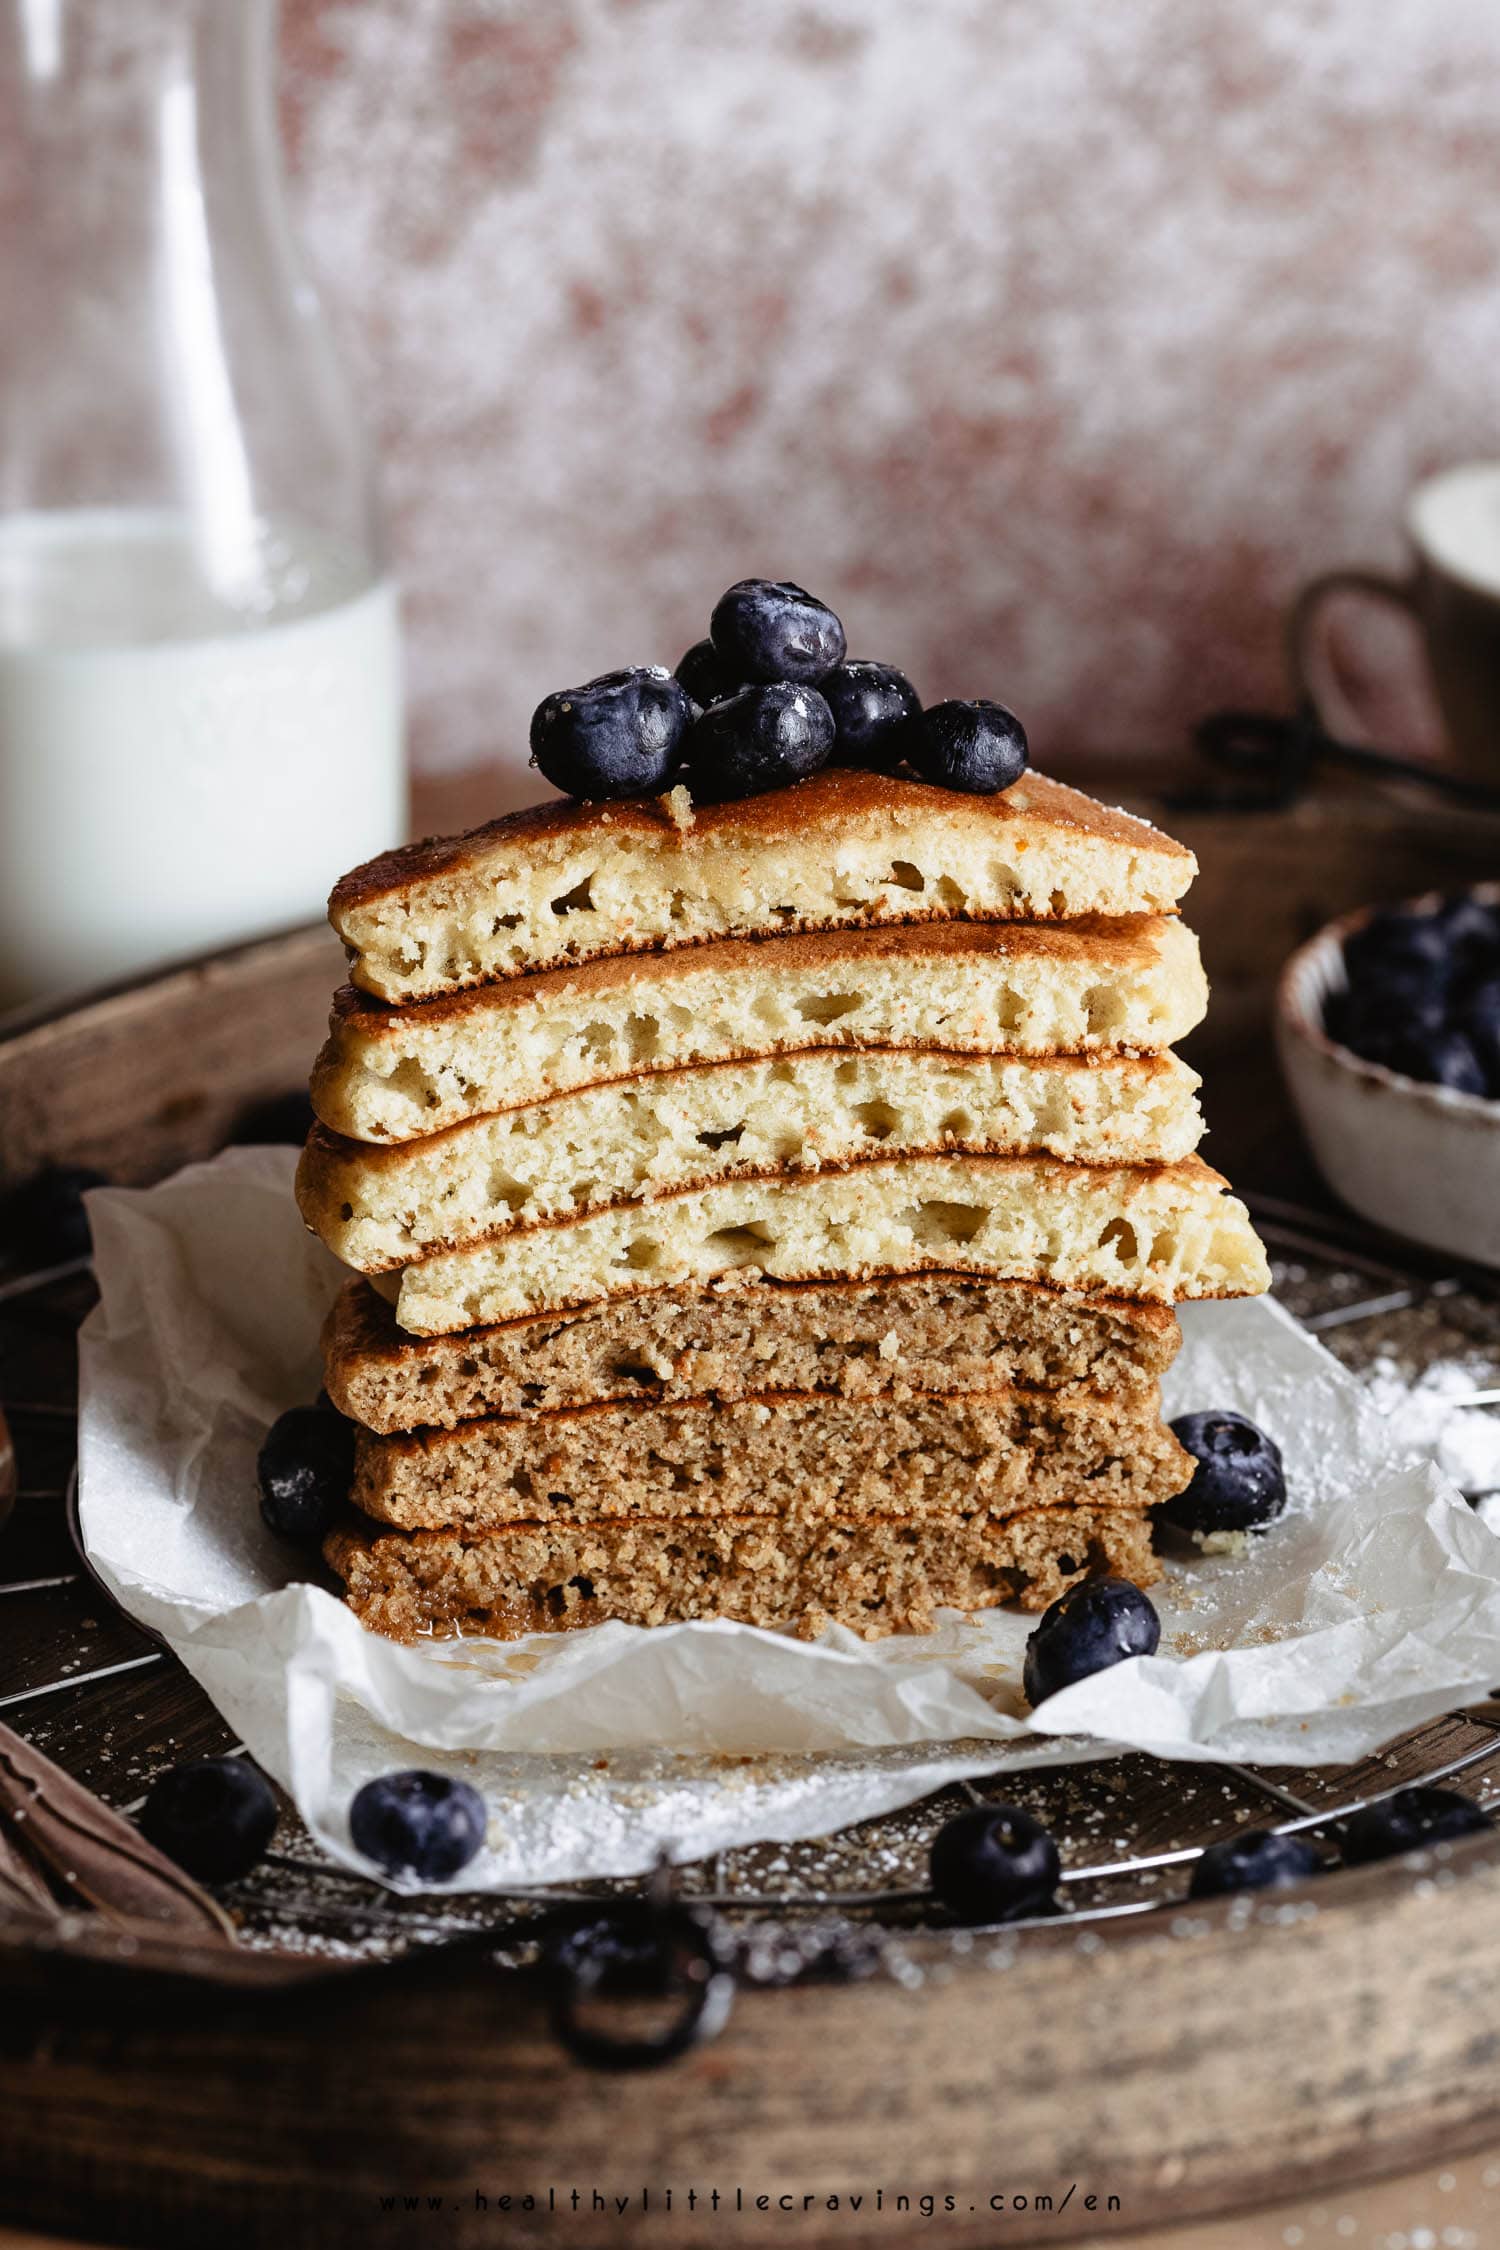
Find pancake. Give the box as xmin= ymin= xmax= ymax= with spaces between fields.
xmin=330 ymin=767 xmax=1196 ymax=1004
xmin=325 ymin=1502 xmax=1163 ymax=1643
xmin=323 ymin=1274 xmax=1183 ymax=1434
xmin=299 ymin=1047 xmax=1205 ymax=1272
xmin=350 ymin=1382 xmax=1190 ymax=1531
xmin=312 ymin=913 xmax=1207 ymax=1143
xmin=378 ymin=1151 xmax=1270 ymax=1335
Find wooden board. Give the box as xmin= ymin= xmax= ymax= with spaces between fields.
xmin=0 ymin=923 xmax=344 ymax=1190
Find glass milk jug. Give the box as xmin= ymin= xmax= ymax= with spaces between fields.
xmin=0 ymin=0 xmax=406 ymax=1008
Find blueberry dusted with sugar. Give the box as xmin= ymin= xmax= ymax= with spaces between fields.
xmin=257 ymin=1403 xmax=355 ymax=1546
xmin=1022 ymin=1576 xmax=1160 ymax=1706
xmin=910 ymin=698 xmax=1028 ymax=795
xmin=349 ymin=1769 xmax=487 ymax=1882
xmin=709 ymin=579 xmax=846 ymax=686
xmin=1189 ymin=1829 xmax=1321 ymax=1899
xmin=1340 ymin=1785 xmax=1494 ymax=1866
xmin=929 ymin=1801 xmax=1060 ymax=1924
xmin=529 ymin=666 xmax=693 ymax=801
xmin=0 ymin=1162 xmax=108 ymax=1268
xmin=821 ymin=659 xmax=922 ymax=770
xmin=687 ymin=681 xmax=835 ymax=802
xmin=141 ymin=1756 xmax=278 ymax=1883
xmin=675 ymin=637 xmax=740 ymax=709
xmin=1159 ymin=1410 xmax=1286 ymax=1542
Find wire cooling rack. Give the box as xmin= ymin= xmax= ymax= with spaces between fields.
xmin=6 ymin=1191 xmax=1500 ymax=2057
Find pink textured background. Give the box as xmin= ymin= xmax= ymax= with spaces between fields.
xmin=281 ymin=0 xmax=1500 ymax=795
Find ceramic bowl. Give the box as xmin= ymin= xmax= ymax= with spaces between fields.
xmin=1275 ymin=887 xmax=1500 ymax=1268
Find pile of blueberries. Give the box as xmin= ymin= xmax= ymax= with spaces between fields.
xmin=528 ymin=577 xmax=1030 ymax=805
xmin=1323 ymin=891 xmax=1500 ymax=1100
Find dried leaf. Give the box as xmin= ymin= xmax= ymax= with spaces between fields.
xmin=0 ymin=1722 xmax=236 ymax=1942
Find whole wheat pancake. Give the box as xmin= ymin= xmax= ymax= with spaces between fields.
xmin=323 ymin=1273 xmax=1182 ymax=1434
xmin=330 ymin=767 xmax=1196 ymax=1004
xmin=300 ymin=1047 xmax=1204 ymax=1271
xmin=379 ymin=1151 xmax=1270 ymax=1335
xmin=350 ymin=1382 xmax=1190 ymax=1532
xmin=326 ymin=1502 xmax=1162 ymax=1643
xmin=312 ymin=913 xmax=1206 ymax=1142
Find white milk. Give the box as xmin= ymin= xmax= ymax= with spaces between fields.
xmin=1410 ymin=462 xmax=1500 ymax=601
xmin=0 ymin=510 xmax=406 ymax=1009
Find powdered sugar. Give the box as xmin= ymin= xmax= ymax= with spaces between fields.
xmin=1360 ymin=1352 xmax=1500 ymax=1508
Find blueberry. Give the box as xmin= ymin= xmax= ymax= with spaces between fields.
xmin=1339 ymin=1784 xmax=1494 ymax=1866
xmin=910 ymin=699 xmax=1028 ymax=795
xmin=674 ymin=637 xmax=740 ymax=709
xmin=709 ymin=580 xmax=846 ymax=685
xmin=140 ymin=1756 xmax=278 ymax=1882
xmin=0 ymin=1163 xmax=107 ymax=1268
xmin=1022 ymin=1577 xmax=1161 ymax=1705
xmin=1342 ymin=904 xmax=1451 ymax=988
xmin=1323 ymin=977 xmax=1447 ymax=1062
xmin=820 ymin=660 xmax=922 ymax=770
xmin=929 ymin=1801 xmax=1060 ymax=1923
xmin=1466 ymin=977 xmax=1500 ymax=1094
xmin=1435 ymin=893 xmax=1500 ymax=976
xmin=1388 ymin=1024 xmax=1489 ymax=1096
xmin=257 ymin=1403 xmax=355 ymax=1546
xmin=1159 ymin=1410 xmax=1286 ymax=1540
xmin=686 ymin=682 xmax=835 ymax=802
xmin=530 ymin=666 xmax=694 ymax=801
xmin=1188 ymin=1828 xmax=1321 ymax=1898
xmin=349 ymin=1769 xmax=487 ymax=1882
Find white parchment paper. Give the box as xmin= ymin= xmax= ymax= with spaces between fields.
xmin=76 ymin=1148 xmax=1500 ymax=1885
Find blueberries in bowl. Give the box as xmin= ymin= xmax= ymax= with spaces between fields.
xmin=709 ymin=579 xmax=846 ymax=685
xmin=686 ymin=682 xmax=835 ymax=802
xmin=929 ymin=1801 xmax=1060 ymax=1924
xmin=140 ymin=1756 xmax=279 ymax=1883
xmin=1158 ymin=1410 xmax=1286 ymax=1545
xmin=1327 ymin=890 xmax=1500 ymax=1099
xmin=530 ymin=666 xmax=694 ymax=800
xmin=1022 ymin=1577 xmax=1161 ymax=1706
xmin=1341 ymin=901 xmax=1454 ymax=990
xmin=910 ymin=698 xmax=1029 ymax=795
xmin=349 ymin=1769 xmax=488 ymax=1882
xmin=1339 ymin=1784 xmax=1494 ymax=1866
xmin=1188 ymin=1829 xmax=1321 ymax=1899
xmin=821 ymin=659 xmax=922 ymax=770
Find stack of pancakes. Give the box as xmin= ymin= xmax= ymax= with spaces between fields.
xmin=299 ymin=768 xmax=1269 ymax=1643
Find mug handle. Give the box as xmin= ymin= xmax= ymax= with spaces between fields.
xmin=1285 ymin=566 xmax=1421 ymax=742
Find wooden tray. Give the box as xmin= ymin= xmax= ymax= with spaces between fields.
xmin=5 ymin=918 xmax=1500 ymax=2250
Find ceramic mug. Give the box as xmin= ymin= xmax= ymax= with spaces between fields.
xmin=1288 ymin=461 xmax=1500 ymax=786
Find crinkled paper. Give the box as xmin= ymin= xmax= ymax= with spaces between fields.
xmin=75 ymin=1148 xmax=1500 ymax=1885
